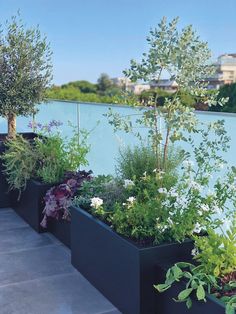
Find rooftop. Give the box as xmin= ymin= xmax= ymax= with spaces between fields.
xmin=0 ymin=208 xmax=120 ymax=314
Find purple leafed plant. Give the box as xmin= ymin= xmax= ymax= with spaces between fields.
xmin=41 ymin=170 xmax=93 ymax=228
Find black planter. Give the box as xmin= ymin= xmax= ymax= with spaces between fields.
xmin=0 ymin=132 xmax=37 ymax=209
xmin=0 ymin=143 xmax=10 ymax=208
xmin=155 ymin=263 xmax=225 ymax=314
xmin=71 ymin=206 xmax=195 ymax=314
xmin=12 ymin=179 xmax=52 ymax=233
xmin=48 ymin=218 xmax=71 ymax=248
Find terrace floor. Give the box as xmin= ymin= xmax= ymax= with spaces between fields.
xmin=0 ymin=208 xmax=121 ymax=314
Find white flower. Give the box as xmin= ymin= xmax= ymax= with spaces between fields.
xmin=200 ymin=204 xmax=210 ymax=212
xmin=153 ymin=168 xmax=157 ymax=173
xmin=158 ymin=187 xmax=167 ymax=194
xmin=169 ymin=188 xmax=178 ymax=198
xmin=127 ymin=196 xmax=136 ymax=204
xmin=193 ymin=222 xmax=201 ymax=234
xmin=182 ymin=160 xmax=194 ymax=169
xmin=123 ymin=179 xmax=135 ymax=188
xmin=191 ymin=247 xmax=199 ymax=257
xmin=90 ymin=197 xmax=103 ymax=209
xmin=167 ymin=217 xmax=173 ymax=225
xmin=188 ymin=180 xmax=202 ymax=192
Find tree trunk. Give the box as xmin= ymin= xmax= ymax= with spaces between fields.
xmin=7 ymin=113 xmax=17 ymax=138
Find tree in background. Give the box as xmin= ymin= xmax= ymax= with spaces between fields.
xmin=61 ymin=80 xmax=97 ymax=94
xmin=0 ymin=13 xmax=52 ymax=138
xmin=209 ymin=83 xmax=236 ymax=113
xmin=97 ymin=73 xmax=113 ymax=93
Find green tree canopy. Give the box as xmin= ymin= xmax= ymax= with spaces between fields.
xmin=97 ymin=73 xmax=113 ymax=93
xmin=62 ymin=80 xmax=97 ymax=93
xmin=210 ymin=83 xmax=236 ymax=113
xmin=0 ymin=13 xmax=52 ymax=137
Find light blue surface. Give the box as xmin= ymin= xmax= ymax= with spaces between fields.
xmin=0 ymin=100 xmax=235 ymax=174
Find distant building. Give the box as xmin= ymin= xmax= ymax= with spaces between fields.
xmin=112 ymin=77 xmax=150 ymax=95
xmin=111 ymin=77 xmax=132 ymax=88
xmin=150 ymin=79 xmax=178 ymax=93
xmin=207 ymin=54 xmax=236 ymax=89
xmin=128 ymin=84 xmax=150 ymax=95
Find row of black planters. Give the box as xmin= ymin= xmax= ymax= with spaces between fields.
xmin=0 ymin=136 xmax=225 ymax=314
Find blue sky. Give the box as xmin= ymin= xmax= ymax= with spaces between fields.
xmin=1 ymin=0 xmax=236 ymax=84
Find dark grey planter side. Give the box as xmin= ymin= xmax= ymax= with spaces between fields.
xmin=71 ymin=206 xmax=194 ymax=314
xmin=12 ymin=179 xmax=52 ymax=233
xmin=48 ymin=219 xmax=71 ymax=248
xmin=155 ymin=264 xmax=225 ymax=314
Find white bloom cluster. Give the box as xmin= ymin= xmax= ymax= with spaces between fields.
xmin=182 ymin=160 xmax=194 ymax=169
xmin=123 ymin=196 xmax=136 ymax=209
xmin=193 ymin=222 xmax=201 ymax=234
xmin=186 ymin=179 xmax=202 ymax=192
xmin=123 ymin=179 xmax=135 ymax=188
xmin=158 ymin=187 xmax=167 ymax=194
xmin=191 ymin=247 xmax=199 ymax=257
xmin=90 ymin=197 xmax=103 ymax=209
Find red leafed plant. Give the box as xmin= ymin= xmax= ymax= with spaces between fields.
xmin=41 ymin=170 xmax=93 ymax=228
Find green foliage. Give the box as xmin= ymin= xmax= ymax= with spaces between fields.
xmin=210 ymin=83 xmax=236 ymax=113
xmin=2 ymin=122 xmax=90 ymax=191
xmin=1 ymin=136 xmax=37 ymax=193
xmin=0 ymin=13 xmax=52 ymax=135
xmin=46 ymin=85 xmax=121 ymax=104
xmin=73 ymin=175 xmax=127 ymax=212
xmin=61 ymin=80 xmax=98 ymax=94
xmin=194 ymin=225 xmax=236 ymax=277
xmin=116 ymin=144 xmax=184 ymax=180
xmin=107 ymin=16 xmax=228 ymax=171
xmin=97 ymin=73 xmax=113 ymax=93
xmin=155 ymin=222 xmax=236 ymax=314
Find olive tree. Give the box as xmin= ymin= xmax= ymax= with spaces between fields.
xmin=0 ymin=14 xmax=52 ymax=138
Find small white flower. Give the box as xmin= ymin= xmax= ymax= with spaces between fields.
xmin=193 ymin=222 xmax=201 ymax=234
xmin=153 ymin=168 xmax=157 ymax=173
xmin=123 ymin=179 xmax=135 ymax=188
xmin=200 ymin=204 xmax=210 ymax=212
xmin=158 ymin=187 xmax=167 ymax=194
xmin=127 ymin=196 xmax=136 ymax=204
xmin=169 ymin=188 xmax=178 ymax=198
xmin=182 ymin=160 xmax=194 ymax=169
xmin=90 ymin=197 xmax=103 ymax=209
xmin=191 ymin=247 xmax=199 ymax=257
xmin=188 ymin=180 xmax=202 ymax=192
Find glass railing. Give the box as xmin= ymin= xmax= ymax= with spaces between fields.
xmin=0 ymin=100 xmax=235 ymax=175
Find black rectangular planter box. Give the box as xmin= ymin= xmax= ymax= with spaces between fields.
xmin=11 ymin=179 xmax=52 ymax=233
xmin=71 ymin=206 xmax=195 ymax=314
xmin=0 ymin=132 xmax=37 ymax=209
xmin=155 ymin=263 xmax=225 ymax=314
xmin=48 ymin=219 xmax=71 ymax=248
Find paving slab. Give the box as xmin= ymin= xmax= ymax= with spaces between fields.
xmin=0 ymin=208 xmax=121 ymax=314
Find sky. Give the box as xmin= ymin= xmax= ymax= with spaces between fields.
xmin=1 ymin=0 xmax=236 ymax=85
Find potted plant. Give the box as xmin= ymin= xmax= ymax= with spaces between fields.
xmin=155 ymin=216 xmax=236 ymax=314
xmin=41 ymin=170 xmax=93 ymax=247
xmin=70 ymin=17 xmax=231 ymax=314
xmin=0 ymin=13 xmax=52 ymax=207
xmin=2 ymin=121 xmax=90 ymax=233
